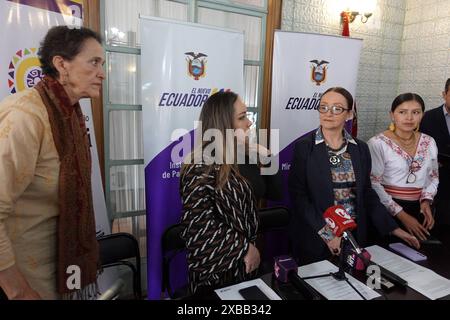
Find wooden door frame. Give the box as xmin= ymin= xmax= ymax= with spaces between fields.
xmin=260 ymin=0 xmax=282 ymax=131
xmin=83 ymin=0 xmax=105 ymax=187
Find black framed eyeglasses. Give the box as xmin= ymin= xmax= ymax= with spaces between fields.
xmin=406 ymin=160 xmax=421 ymax=184
xmin=318 ymin=105 xmax=350 ymax=115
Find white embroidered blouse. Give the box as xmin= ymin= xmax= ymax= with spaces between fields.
xmin=368 ymin=133 xmax=439 ymax=216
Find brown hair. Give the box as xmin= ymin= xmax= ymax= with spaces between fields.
xmin=38 ymin=26 xmax=102 ymax=78
xmin=181 ymin=91 xmax=242 ymax=188
xmin=322 ymin=87 xmax=354 ymax=110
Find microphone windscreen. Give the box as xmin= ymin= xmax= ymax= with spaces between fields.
xmin=323 ymin=205 xmax=357 ymax=236
xmin=274 ymin=255 xmax=298 ymax=283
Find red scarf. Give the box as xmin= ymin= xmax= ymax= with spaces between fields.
xmin=35 ymin=76 xmax=99 ymax=298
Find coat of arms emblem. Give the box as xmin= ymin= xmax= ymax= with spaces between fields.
xmin=185 ymin=52 xmax=208 ymax=80
xmin=310 ymin=59 xmax=329 ymax=86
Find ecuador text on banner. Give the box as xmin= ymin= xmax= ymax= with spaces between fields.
xmin=140 ymin=16 xmax=244 ymax=299
xmin=270 ymin=31 xmax=363 ymax=207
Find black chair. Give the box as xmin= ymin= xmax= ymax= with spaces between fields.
xmin=160 ymin=208 xmax=290 ymax=298
xmin=161 ymin=223 xmax=187 ymax=299
xmin=97 ymin=232 xmax=142 ymax=299
xmin=257 ymin=206 xmax=290 ymax=233
xmin=257 ymin=206 xmax=291 ymax=274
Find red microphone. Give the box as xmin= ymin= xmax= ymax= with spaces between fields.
xmin=323 ymin=205 xmax=368 ymax=270
xmin=323 ymin=206 xmax=408 ymax=287
xmin=323 ymin=205 xmax=357 ymax=237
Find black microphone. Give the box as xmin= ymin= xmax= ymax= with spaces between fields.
xmin=274 ymin=255 xmax=321 ymax=300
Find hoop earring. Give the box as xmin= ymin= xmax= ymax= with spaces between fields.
xmin=389 ymin=122 xmax=395 ymax=132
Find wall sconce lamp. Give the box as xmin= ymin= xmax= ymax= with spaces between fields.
xmin=341 ymin=10 xmax=373 ymax=36
xmin=343 ymin=11 xmax=373 ymax=24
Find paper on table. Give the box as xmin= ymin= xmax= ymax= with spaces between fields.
xmin=214 ymin=278 xmax=282 ymax=300
xmin=297 ymin=260 xmax=381 ymax=300
xmin=366 ymin=245 xmax=450 ymax=300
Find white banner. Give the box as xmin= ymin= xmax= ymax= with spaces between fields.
xmin=140 ymin=16 xmax=244 ymax=299
xmin=0 ymin=0 xmax=109 ymax=235
xmin=0 ymin=0 xmax=112 ymax=295
xmin=270 ymin=31 xmax=362 ymax=205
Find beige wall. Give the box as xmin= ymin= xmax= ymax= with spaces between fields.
xmin=398 ymin=0 xmax=450 ymax=115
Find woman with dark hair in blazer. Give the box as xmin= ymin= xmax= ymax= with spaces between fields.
xmin=288 ymin=87 xmax=419 ymax=265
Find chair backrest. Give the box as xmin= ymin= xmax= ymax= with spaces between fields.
xmin=257 ymin=206 xmax=290 ymax=233
xmin=97 ymin=232 xmax=142 ymax=299
xmin=162 ymin=224 xmax=186 ymax=253
xmin=161 ymin=223 xmax=186 ymax=298
xmin=98 ymin=232 xmax=140 ymax=264
xmin=160 ymin=208 xmax=290 ymax=298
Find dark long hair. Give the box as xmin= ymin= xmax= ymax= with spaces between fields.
xmin=391 ymin=93 xmax=425 ymax=112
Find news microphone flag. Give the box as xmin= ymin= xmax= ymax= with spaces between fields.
xmin=323 ymin=205 xmax=371 ymax=271
xmin=323 ymin=205 xmax=357 ymax=237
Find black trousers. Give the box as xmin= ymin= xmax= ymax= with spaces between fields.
xmin=394 ymin=198 xmax=421 ymax=221
xmin=392 ymin=198 xmax=438 ymax=238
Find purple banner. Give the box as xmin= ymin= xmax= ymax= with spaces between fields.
xmin=146 ymin=131 xmax=195 ymax=299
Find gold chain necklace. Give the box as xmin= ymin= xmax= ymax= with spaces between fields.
xmin=393 ymin=130 xmax=416 ymax=152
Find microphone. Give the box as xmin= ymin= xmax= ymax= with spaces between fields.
xmin=323 ymin=205 xmax=367 ymax=268
xmin=323 ymin=205 xmax=357 ymax=237
xmin=274 ymin=255 xmax=321 ymax=300
xmin=323 ymin=205 xmax=408 ymax=288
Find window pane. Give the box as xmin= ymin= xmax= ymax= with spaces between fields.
xmin=247 ymin=111 xmax=258 ymax=129
xmin=197 ymin=7 xmax=262 ymax=60
xmin=110 ymin=165 xmax=146 ymax=213
xmin=109 ymin=111 xmax=143 ymax=160
xmin=230 ymin=0 xmax=265 ymax=8
xmin=107 ymin=52 xmax=141 ymax=105
xmin=205 ymin=0 xmax=266 ymax=8
xmin=243 ymin=65 xmax=260 ymax=109
xmin=105 ymin=0 xmax=188 ymax=47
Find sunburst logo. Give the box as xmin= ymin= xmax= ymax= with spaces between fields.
xmin=8 ymin=48 xmax=43 ymax=94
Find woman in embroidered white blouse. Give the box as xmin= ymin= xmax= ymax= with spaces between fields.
xmin=368 ymin=93 xmax=439 ymax=241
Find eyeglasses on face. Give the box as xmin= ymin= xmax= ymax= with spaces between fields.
xmin=318 ymin=104 xmax=350 ymax=115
